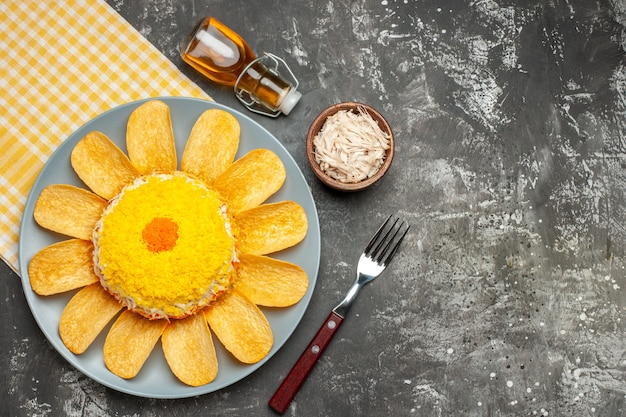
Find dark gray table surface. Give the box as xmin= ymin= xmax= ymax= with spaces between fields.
xmin=3 ymin=1 xmax=626 ymax=416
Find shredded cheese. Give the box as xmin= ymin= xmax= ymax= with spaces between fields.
xmin=313 ymin=106 xmax=391 ymax=183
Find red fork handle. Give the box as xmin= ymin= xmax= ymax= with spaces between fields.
xmin=269 ymin=311 xmax=344 ymax=414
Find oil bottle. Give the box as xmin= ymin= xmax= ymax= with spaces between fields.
xmin=180 ymin=17 xmax=302 ymax=117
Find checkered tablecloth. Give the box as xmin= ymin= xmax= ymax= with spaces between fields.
xmin=0 ymin=1 xmax=211 ymax=272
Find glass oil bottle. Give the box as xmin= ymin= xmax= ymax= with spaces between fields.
xmin=180 ymin=17 xmax=301 ymax=117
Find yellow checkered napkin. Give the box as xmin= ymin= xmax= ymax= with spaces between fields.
xmin=0 ymin=1 xmax=211 ymax=272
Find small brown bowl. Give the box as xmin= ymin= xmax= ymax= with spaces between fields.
xmin=306 ymin=102 xmax=394 ymax=192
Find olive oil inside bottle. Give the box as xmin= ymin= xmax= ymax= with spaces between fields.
xmin=180 ymin=17 xmax=301 ymax=115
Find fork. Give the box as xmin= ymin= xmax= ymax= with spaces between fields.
xmin=269 ymin=215 xmax=409 ymax=414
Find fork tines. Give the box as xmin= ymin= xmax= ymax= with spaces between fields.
xmin=365 ymin=215 xmax=409 ymax=266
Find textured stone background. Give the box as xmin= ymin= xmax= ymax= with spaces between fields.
xmin=3 ymin=0 xmax=626 ymax=416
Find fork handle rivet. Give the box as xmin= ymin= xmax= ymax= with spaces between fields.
xmin=311 ymin=345 xmax=320 ymax=354
xmin=327 ymin=320 xmax=336 ymax=329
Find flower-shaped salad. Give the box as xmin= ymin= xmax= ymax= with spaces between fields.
xmin=28 ymin=100 xmax=309 ymax=386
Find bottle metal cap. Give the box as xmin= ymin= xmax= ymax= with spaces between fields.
xmin=279 ymin=89 xmax=302 ymax=115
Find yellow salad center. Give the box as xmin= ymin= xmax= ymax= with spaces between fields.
xmin=93 ymin=172 xmax=236 ymax=320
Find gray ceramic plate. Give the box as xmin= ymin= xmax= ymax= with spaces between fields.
xmin=18 ymin=97 xmax=320 ymax=399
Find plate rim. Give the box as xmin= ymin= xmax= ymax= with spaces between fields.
xmin=17 ymin=96 xmax=320 ymax=399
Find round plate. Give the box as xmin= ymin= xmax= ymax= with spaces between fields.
xmin=17 ymin=97 xmax=320 ymax=399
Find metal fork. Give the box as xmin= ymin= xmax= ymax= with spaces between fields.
xmin=269 ymin=215 xmax=409 ymax=414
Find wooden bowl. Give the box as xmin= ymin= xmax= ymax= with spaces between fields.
xmin=306 ymin=102 xmax=394 ymax=192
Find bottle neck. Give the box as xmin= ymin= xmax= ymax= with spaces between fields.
xmin=237 ymin=61 xmax=292 ymax=111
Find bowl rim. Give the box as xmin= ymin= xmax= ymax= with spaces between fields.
xmin=306 ymin=101 xmax=394 ymax=192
